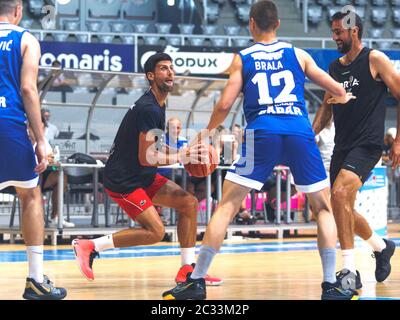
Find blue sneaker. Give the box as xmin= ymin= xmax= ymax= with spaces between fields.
xmin=321 ymin=281 xmax=359 ymax=300
xmin=23 ymin=275 xmax=67 ymax=300
xmin=163 ymin=273 xmax=206 ymax=300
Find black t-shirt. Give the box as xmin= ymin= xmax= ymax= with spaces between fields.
xmin=329 ymin=47 xmax=388 ymax=151
xmin=104 ymin=89 xmax=166 ymax=193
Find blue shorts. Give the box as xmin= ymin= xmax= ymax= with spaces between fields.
xmin=0 ymin=134 xmax=39 ymax=191
xmin=225 ymin=132 xmax=329 ymax=193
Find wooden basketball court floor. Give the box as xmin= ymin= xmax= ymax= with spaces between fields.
xmin=0 ymin=226 xmax=399 ymax=300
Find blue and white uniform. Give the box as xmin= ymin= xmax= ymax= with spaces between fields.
xmin=225 ymin=41 xmax=329 ymax=193
xmin=0 ymin=22 xmax=38 ymax=190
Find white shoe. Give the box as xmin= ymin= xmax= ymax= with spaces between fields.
xmin=62 ymin=219 xmax=75 ymax=228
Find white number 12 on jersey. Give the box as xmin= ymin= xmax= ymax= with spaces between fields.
xmin=251 ymin=70 xmax=298 ymax=105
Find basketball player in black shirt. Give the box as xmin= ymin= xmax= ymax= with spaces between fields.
xmin=72 ymin=53 xmax=222 ymax=288
xmin=313 ymin=12 xmax=399 ymax=291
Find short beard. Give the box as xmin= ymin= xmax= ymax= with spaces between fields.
xmin=338 ymin=38 xmax=352 ymax=54
xmin=157 ymin=82 xmax=173 ymax=93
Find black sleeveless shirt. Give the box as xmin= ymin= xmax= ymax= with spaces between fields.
xmin=329 ymin=47 xmax=388 ymax=151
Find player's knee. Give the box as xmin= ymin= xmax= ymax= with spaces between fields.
xmin=331 ymin=185 xmax=348 ymax=204
xmin=177 ymin=194 xmax=198 ymax=214
xmin=148 ymin=223 xmax=165 ymax=243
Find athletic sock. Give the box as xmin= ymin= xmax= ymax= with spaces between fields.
xmin=319 ymin=248 xmax=337 ymax=283
xmin=92 ymin=235 xmax=114 ymax=252
xmin=366 ymin=233 xmax=386 ymax=253
xmin=27 ymin=246 xmax=44 ymax=283
xmin=191 ymin=245 xmax=218 ymax=279
xmin=181 ymin=247 xmax=196 ymax=266
xmin=342 ymin=249 xmax=356 ymax=274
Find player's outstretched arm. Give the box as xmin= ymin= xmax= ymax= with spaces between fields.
xmin=205 ymin=54 xmax=243 ymax=131
xmin=370 ymin=50 xmax=400 ymax=169
xmin=312 ymin=92 xmax=333 ymax=136
xmin=295 ymin=48 xmax=354 ymax=104
xmin=20 ymin=32 xmax=47 ymax=173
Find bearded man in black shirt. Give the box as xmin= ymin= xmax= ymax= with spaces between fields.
xmin=72 ymin=53 xmax=222 ymax=287
xmin=313 ymin=12 xmax=399 ymax=292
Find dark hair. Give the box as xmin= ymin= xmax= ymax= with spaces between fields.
xmin=144 ymin=52 xmax=173 ymax=75
xmin=331 ymin=11 xmax=363 ymax=40
xmin=0 ymin=0 xmax=21 ymax=16
xmin=249 ymin=0 xmax=279 ymax=32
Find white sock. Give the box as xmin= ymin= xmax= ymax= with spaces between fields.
xmin=342 ymin=249 xmax=356 ymax=274
xmin=366 ymin=233 xmax=386 ymax=253
xmin=27 ymin=246 xmax=44 ymax=283
xmin=92 ymin=235 xmax=114 ymax=252
xmin=181 ymin=247 xmax=196 ymax=266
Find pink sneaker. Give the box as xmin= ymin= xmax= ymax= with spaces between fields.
xmin=72 ymin=239 xmax=99 ymax=281
xmin=175 ymin=263 xmax=223 ymax=286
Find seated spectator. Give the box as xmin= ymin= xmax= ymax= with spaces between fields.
xmin=383 ymin=127 xmax=397 ymax=165
xmin=41 ymin=108 xmax=59 ymax=142
xmin=28 ymin=116 xmax=73 ymax=228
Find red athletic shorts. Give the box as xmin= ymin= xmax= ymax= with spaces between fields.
xmin=105 ymin=174 xmax=168 ymax=220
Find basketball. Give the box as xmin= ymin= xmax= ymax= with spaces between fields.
xmin=184 ymin=144 xmax=218 ymax=177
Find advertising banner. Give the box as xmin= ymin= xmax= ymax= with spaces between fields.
xmin=40 ymin=41 xmax=135 ymax=72
xmin=138 ymin=44 xmax=400 ymax=76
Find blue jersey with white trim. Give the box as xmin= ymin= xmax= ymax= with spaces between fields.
xmin=239 ymin=41 xmax=314 ymax=138
xmin=0 ymin=22 xmax=28 ymax=136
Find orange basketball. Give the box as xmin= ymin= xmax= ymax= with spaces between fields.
xmin=184 ymin=144 xmax=218 ymax=177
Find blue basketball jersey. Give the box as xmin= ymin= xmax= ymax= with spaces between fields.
xmin=0 ymin=22 xmax=28 ymax=136
xmin=239 ymin=41 xmax=314 ymax=138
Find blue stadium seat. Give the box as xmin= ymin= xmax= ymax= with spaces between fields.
xmin=224 ymin=25 xmax=241 ymax=36
xmin=99 ymin=35 xmax=115 ymax=43
xmin=327 ymin=6 xmax=342 ymax=20
xmin=87 ymin=0 xmax=120 ymax=18
xmin=317 ymin=0 xmax=333 ymax=7
xmin=392 ymin=0 xmax=400 ymax=7
xmin=307 ymin=6 xmax=323 ymax=25
xmin=210 ymin=38 xmax=228 ymax=47
xmin=376 ymin=41 xmax=392 ymax=50
xmin=354 ymin=0 xmax=368 ymax=6
xmin=155 ymin=23 xmax=172 ymax=34
xmin=353 ymin=6 xmax=366 ymax=20
xmin=132 ymin=23 xmax=150 ymax=33
xmin=86 ymin=21 xmax=103 ymax=33
xmin=64 ymin=20 xmax=80 ymax=31
xmin=58 ymin=0 xmax=79 ymax=16
xmin=233 ymin=38 xmax=250 ymax=47
xmin=393 ymin=8 xmax=400 ymax=25
xmin=28 ymin=0 xmax=44 ymax=17
xmin=178 ymin=24 xmax=195 ymax=35
xmin=20 ymin=20 xmax=33 ymax=29
xmin=189 ymin=37 xmax=205 ymax=46
xmin=372 ymin=0 xmax=387 ymax=6
xmin=371 ymin=7 xmax=388 ymax=26
xmin=212 ymin=0 xmax=225 ymax=4
xmin=237 ymin=4 xmax=250 ymax=23
xmin=110 ymin=22 xmax=126 ymax=33
xmin=143 ymin=36 xmax=160 ymax=45
xmin=201 ymin=24 xmax=219 ymax=35
xmin=391 ymin=28 xmax=400 ymax=38
xmin=76 ymin=34 xmax=89 ymax=43
xmin=166 ymin=37 xmax=182 ymax=46
xmin=54 ymin=33 xmax=69 ymax=42
xmin=368 ymin=28 xmax=384 ymax=38
xmin=334 ymin=0 xmax=349 ymax=6
xmin=206 ymin=3 xmax=219 ymax=23
xmin=122 ymin=35 xmax=134 ymax=44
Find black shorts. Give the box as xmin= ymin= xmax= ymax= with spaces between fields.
xmin=330 ymin=145 xmax=382 ymax=186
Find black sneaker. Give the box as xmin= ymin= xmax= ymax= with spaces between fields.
xmin=23 ymin=275 xmax=67 ymax=300
xmin=336 ymin=269 xmax=362 ymax=289
xmin=336 ymin=269 xmax=361 ymax=291
xmin=321 ymin=281 xmax=359 ymax=300
xmin=373 ymin=238 xmax=396 ymax=282
xmin=163 ymin=273 xmax=206 ymax=300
